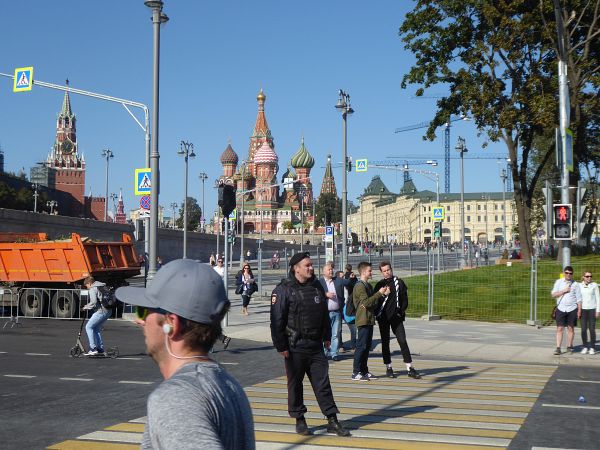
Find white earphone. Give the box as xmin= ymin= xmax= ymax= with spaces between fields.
xmin=162 ymin=323 xmax=173 ymax=334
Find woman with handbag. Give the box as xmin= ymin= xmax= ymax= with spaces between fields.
xmin=236 ymin=264 xmax=256 ymax=315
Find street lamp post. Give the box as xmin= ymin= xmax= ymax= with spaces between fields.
xmin=199 ymin=172 xmax=208 ymax=233
xmin=239 ymin=161 xmax=246 ymax=266
xmin=500 ymin=168 xmax=508 ymax=247
xmin=32 ymin=183 xmax=39 ymax=213
xmin=47 ymin=200 xmax=57 ymax=214
xmin=170 ymin=202 xmax=178 ymax=228
xmin=110 ymin=193 xmax=118 ymax=222
xmin=455 ymin=136 xmax=468 ymax=268
xmin=145 ymin=0 xmax=169 ymax=278
xmin=335 ymin=89 xmax=354 ymax=270
xmin=101 ymin=149 xmax=114 ymax=221
xmin=298 ymin=187 xmax=306 ymax=252
xmin=481 ymin=194 xmax=490 ymax=247
xmin=178 ymin=141 xmax=195 ymax=259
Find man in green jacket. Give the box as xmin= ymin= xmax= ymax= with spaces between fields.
xmin=352 ymin=261 xmax=390 ymax=381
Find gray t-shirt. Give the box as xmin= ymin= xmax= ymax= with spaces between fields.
xmin=142 ymin=362 xmax=255 ymax=450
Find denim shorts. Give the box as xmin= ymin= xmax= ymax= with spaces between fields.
xmin=556 ymin=308 xmax=577 ymax=327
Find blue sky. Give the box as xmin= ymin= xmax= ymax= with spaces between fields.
xmin=0 ymin=1 xmax=510 ymax=219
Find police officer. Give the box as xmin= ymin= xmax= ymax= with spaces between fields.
xmin=270 ymin=252 xmax=351 ymax=437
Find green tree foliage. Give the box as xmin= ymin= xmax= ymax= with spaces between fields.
xmin=175 ymin=197 xmax=202 ymax=231
xmin=282 ymin=220 xmax=294 ymax=231
xmin=399 ymin=0 xmax=599 ymax=259
xmin=315 ymin=193 xmax=341 ymax=227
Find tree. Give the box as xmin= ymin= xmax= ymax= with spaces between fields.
xmin=175 ymin=197 xmax=202 ymax=231
xmin=282 ymin=220 xmax=294 ymax=232
xmin=399 ymin=0 xmax=600 ymax=260
xmin=315 ymin=193 xmax=342 ymax=228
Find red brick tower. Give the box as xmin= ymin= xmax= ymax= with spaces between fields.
xmin=247 ymin=89 xmax=274 ymax=180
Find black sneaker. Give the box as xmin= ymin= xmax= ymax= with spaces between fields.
xmin=327 ymin=416 xmax=351 ymax=437
xmin=223 ymin=336 xmax=231 ymax=350
xmin=408 ymin=368 xmax=421 ymax=379
xmin=386 ymin=367 xmax=396 ymax=378
xmin=567 ymin=346 xmax=574 ymax=353
xmin=553 ymin=347 xmax=561 ymax=355
xmin=295 ymin=416 xmax=310 ymax=435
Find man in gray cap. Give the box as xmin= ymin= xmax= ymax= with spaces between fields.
xmin=270 ymin=252 xmax=350 ymax=437
xmin=116 ymin=259 xmax=255 ymax=450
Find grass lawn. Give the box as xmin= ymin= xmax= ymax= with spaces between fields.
xmin=400 ymin=255 xmax=600 ymax=324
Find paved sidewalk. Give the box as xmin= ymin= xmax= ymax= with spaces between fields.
xmin=223 ymin=291 xmax=600 ymax=368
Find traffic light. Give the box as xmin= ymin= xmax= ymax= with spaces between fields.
xmin=552 ymin=203 xmax=572 ymax=240
xmin=218 ymin=181 xmax=236 ymax=217
xmin=347 ymin=156 xmax=352 ymax=172
xmin=433 ymin=221 xmax=442 ymax=238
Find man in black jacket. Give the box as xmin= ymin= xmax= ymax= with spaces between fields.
xmin=270 ymin=252 xmax=350 ymax=437
xmin=373 ymin=261 xmax=421 ymax=379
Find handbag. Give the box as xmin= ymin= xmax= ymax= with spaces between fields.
xmin=235 ymin=284 xmax=244 ymax=295
xmin=551 ymin=306 xmax=557 ymax=320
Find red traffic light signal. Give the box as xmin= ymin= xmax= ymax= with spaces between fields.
xmin=552 ymin=203 xmax=572 ymax=240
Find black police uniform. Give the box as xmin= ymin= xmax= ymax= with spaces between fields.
xmin=270 ymin=274 xmax=339 ymax=419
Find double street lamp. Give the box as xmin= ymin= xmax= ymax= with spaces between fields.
xmin=170 ymin=202 xmax=178 ymax=229
xmin=47 ymin=200 xmax=58 ymax=215
xmin=178 ymin=140 xmax=195 ymax=258
xmin=455 ymin=136 xmax=468 ymax=268
xmin=101 ymin=148 xmax=114 ymax=221
xmin=335 ymin=89 xmax=354 ymax=270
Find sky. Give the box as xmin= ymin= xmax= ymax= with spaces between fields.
xmin=0 ymin=1 xmax=511 ymax=220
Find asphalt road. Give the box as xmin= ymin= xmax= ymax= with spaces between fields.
xmin=0 ymin=319 xmax=283 ymax=450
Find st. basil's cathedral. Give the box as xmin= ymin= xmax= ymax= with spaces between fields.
xmin=215 ymin=89 xmax=338 ymax=235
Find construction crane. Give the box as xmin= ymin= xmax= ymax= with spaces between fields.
xmin=395 ymin=115 xmax=469 ymax=194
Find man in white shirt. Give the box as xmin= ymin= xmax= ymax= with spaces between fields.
xmin=551 ymin=266 xmax=582 ymax=355
xmin=319 ymin=262 xmax=343 ymax=361
xmin=579 ymin=271 xmax=599 ymax=354
xmin=213 ymin=257 xmax=225 ymax=280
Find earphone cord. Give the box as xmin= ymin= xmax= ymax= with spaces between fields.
xmin=164 ymin=335 xmax=211 ymax=361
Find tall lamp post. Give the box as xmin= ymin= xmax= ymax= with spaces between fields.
xmin=500 ymin=168 xmax=508 ymax=247
xmin=170 ymin=202 xmax=178 ymax=228
xmin=145 ymin=0 xmax=169 ymax=278
xmin=32 ymin=183 xmax=39 ymax=213
xmin=335 ymin=89 xmax=354 ymax=270
xmin=298 ymin=186 xmax=306 ymax=252
xmin=198 ymin=172 xmax=208 ymax=232
xmin=178 ymin=140 xmax=195 ymax=258
xmin=238 ymin=161 xmax=246 ymax=266
xmin=455 ymin=136 xmax=468 ymax=268
xmin=110 ymin=193 xmax=118 ymax=222
xmin=47 ymin=200 xmax=57 ymax=214
xmin=101 ymin=148 xmax=114 ymax=221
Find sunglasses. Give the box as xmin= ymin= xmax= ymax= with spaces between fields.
xmin=584 ymin=275 xmax=592 ymax=278
xmin=135 ymin=306 xmax=169 ymax=321
xmin=564 ymin=272 xmax=573 ymax=275
xmin=244 ymin=266 xmax=250 ymax=269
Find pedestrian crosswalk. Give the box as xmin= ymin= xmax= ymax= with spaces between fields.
xmin=47 ymin=359 xmax=555 ymax=449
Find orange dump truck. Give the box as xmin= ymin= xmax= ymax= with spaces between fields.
xmin=0 ymin=232 xmax=140 ymax=318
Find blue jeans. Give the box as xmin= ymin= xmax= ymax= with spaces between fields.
xmin=325 ymin=311 xmax=342 ymax=357
xmin=353 ymin=325 xmax=374 ymax=375
xmin=86 ymin=308 xmax=112 ymax=351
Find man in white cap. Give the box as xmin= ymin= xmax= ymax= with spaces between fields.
xmin=116 ymin=259 xmax=254 ymax=450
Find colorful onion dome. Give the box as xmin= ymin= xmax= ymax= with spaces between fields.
xmin=253 ymin=140 xmax=278 ymax=165
xmin=220 ymin=143 xmax=238 ymax=165
xmin=281 ymin=165 xmax=296 ymax=183
xmin=290 ymin=137 xmax=314 ymax=169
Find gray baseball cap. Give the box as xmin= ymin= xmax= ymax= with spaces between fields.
xmin=116 ymin=259 xmax=229 ymax=325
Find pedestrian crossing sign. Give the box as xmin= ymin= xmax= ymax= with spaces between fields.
xmin=13 ymin=67 xmax=33 ymax=92
xmin=432 ymin=206 xmax=445 ymax=221
xmin=134 ymin=168 xmax=152 ymax=195
xmin=356 ymin=159 xmax=368 ymax=172
xmin=229 ymin=209 xmax=237 ymax=220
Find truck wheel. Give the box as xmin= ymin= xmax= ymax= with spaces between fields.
xmin=51 ymin=291 xmax=79 ymax=319
xmin=19 ymin=289 xmax=48 ymax=317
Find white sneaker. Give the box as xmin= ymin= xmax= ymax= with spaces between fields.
xmin=581 ymin=348 xmax=589 ymax=354
xmin=84 ymin=349 xmax=98 ymax=356
xmin=589 ymin=348 xmax=596 ymax=355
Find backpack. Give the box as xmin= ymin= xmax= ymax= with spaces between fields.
xmin=345 ymin=292 xmax=357 ymax=317
xmin=97 ymin=285 xmax=117 ymax=309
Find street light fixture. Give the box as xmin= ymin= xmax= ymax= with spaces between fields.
xmin=499 ymin=168 xmax=508 ymax=247
xmin=101 ymin=148 xmax=114 ymax=221
xmin=238 ymin=161 xmax=246 ymax=266
xmin=198 ymin=171 xmax=208 ymax=233
xmin=32 ymin=183 xmax=39 ymax=213
xmin=178 ymin=140 xmax=195 ymax=258
xmin=335 ymin=89 xmax=354 ymax=270
xmin=170 ymin=202 xmax=178 ymax=228
xmin=110 ymin=193 xmax=118 ymax=222
xmin=455 ymin=136 xmax=468 ymax=268
xmin=47 ymin=200 xmax=58 ymax=215
xmin=298 ymin=186 xmax=306 ymax=252
xmin=145 ymin=0 xmax=169 ymax=278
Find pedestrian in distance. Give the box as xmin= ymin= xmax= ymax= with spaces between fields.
xmin=82 ymin=276 xmax=112 ymax=356
xmin=270 ymin=252 xmax=350 ymax=437
xmin=212 ymin=258 xmax=232 ymax=350
xmin=213 ymin=257 xmax=225 ymax=279
xmin=236 ymin=263 xmax=257 ymax=315
xmin=209 ymin=253 xmax=216 ymax=267
xmin=116 ymin=259 xmax=255 ymax=450
xmin=373 ymin=261 xmax=421 ymax=379
xmin=352 ymin=261 xmax=390 ymax=381
xmin=318 ymin=262 xmax=348 ymax=361
xmin=551 ymin=266 xmax=583 ymax=355
xmin=579 ymin=270 xmax=599 ymax=354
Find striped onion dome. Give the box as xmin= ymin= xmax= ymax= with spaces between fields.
xmin=253 ymin=141 xmax=278 ymax=165
xmin=220 ymin=143 xmax=238 ymax=165
xmin=290 ymin=137 xmax=314 ymax=169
